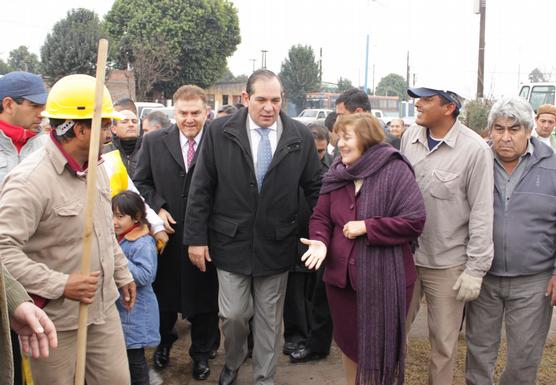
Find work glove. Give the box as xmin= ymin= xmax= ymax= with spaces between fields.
xmin=452 ymin=271 xmax=483 ymax=302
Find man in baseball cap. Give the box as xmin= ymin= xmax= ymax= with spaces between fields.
xmin=0 ymin=70 xmax=48 ymax=385
xmin=532 ymin=103 xmax=556 ymax=151
xmin=407 ymin=87 xmax=463 ymax=113
xmin=0 ymin=71 xmax=48 ymax=182
xmin=402 ymin=84 xmax=494 ymax=385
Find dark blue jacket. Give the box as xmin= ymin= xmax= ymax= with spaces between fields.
xmin=117 ymin=227 xmax=160 ymax=348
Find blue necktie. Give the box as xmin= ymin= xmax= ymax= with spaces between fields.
xmin=255 ymin=127 xmax=272 ymax=192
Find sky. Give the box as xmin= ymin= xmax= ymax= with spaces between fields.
xmin=1 ymin=0 xmax=555 ymax=99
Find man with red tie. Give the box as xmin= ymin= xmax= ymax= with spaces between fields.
xmin=133 ymin=85 xmax=220 ymax=381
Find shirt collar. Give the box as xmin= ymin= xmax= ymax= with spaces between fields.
xmin=493 ymin=139 xmax=534 ymax=165
xmin=412 ymin=120 xmax=461 ymax=149
xmin=179 ymin=127 xmax=203 ymax=148
xmin=248 ymin=114 xmax=277 ymax=132
xmin=48 ymin=130 xmax=104 ymax=176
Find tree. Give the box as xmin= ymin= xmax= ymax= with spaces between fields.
xmin=462 ymin=98 xmax=494 ymax=134
xmin=528 ymin=67 xmax=546 ymax=83
xmin=0 ymin=59 xmax=12 ymax=75
xmin=218 ymin=67 xmax=248 ymax=83
xmin=337 ymin=77 xmax=353 ymax=92
xmin=375 ymin=73 xmax=406 ymax=99
xmin=40 ymin=8 xmax=105 ymax=82
xmin=8 ymin=46 xmax=41 ymax=73
xmin=130 ymin=37 xmax=180 ymax=101
xmin=279 ymin=45 xmax=320 ymax=110
xmin=104 ymin=0 xmax=240 ymax=96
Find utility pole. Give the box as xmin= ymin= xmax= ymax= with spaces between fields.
xmin=475 ymin=0 xmax=486 ymax=99
xmin=319 ymin=47 xmax=323 ymax=86
xmin=406 ymin=51 xmax=410 ymax=101
xmin=261 ymin=50 xmax=268 ymax=69
xmin=250 ymin=59 xmax=256 ymax=72
xmin=364 ymin=34 xmax=370 ymax=94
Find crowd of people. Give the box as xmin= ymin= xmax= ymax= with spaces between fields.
xmin=0 ymin=68 xmax=555 ymax=385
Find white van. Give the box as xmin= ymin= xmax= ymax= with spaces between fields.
xmin=519 ymin=82 xmax=556 ymax=112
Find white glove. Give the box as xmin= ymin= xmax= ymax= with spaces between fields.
xmin=452 ymin=271 xmax=483 ymax=302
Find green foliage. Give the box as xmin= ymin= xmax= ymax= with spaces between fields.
xmin=218 ymin=67 xmax=248 ymax=83
xmin=528 ymin=67 xmax=546 ymax=83
xmin=279 ymin=45 xmax=320 ymax=110
xmin=104 ymin=0 xmax=240 ymax=97
xmin=462 ymin=98 xmax=494 ymax=134
xmin=375 ymin=73 xmax=406 ymax=99
xmin=40 ymin=8 xmax=105 ymax=82
xmin=8 ymin=46 xmax=41 ymax=73
xmin=337 ymin=77 xmax=352 ymax=92
xmin=0 ymin=59 xmax=13 ymax=75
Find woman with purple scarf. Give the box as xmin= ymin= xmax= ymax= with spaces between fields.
xmin=302 ymin=113 xmax=426 ymax=385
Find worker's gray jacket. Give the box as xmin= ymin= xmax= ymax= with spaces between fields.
xmin=491 ymin=137 xmax=556 ymax=276
xmin=0 ymin=130 xmax=46 ymax=183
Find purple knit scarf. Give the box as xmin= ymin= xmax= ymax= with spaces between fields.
xmin=322 ymin=143 xmax=422 ymax=385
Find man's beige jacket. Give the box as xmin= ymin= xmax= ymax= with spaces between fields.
xmin=0 ymin=137 xmax=133 ymax=331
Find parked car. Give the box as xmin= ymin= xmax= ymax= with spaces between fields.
xmin=141 ymin=107 xmax=176 ymax=124
xmin=519 ymin=82 xmax=556 ymax=113
xmin=293 ymin=109 xmax=333 ymax=125
xmin=136 ymin=102 xmax=165 ymax=120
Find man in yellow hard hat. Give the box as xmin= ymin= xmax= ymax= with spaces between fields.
xmin=0 ymin=74 xmax=136 ymax=385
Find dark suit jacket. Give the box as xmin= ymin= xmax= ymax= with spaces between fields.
xmin=183 ymin=109 xmax=322 ymax=276
xmin=133 ymin=124 xmax=218 ymax=315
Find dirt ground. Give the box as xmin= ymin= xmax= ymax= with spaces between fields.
xmin=147 ymin=306 xmax=556 ymax=385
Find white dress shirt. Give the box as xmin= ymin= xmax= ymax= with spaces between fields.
xmin=179 ymin=128 xmax=203 ymax=173
xmin=248 ymin=115 xmax=278 ymax=170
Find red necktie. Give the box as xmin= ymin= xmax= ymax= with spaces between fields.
xmin=187 ymin=139 xmax=195 ymax=168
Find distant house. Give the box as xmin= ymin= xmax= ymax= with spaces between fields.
xmin=207 ymin=81 xmax=245 ymax=110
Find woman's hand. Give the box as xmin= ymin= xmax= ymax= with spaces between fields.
xmin=343 ymin=220 xmax=366 ymax=239
xmin=300 ymin=238 xmax=327 ymax=270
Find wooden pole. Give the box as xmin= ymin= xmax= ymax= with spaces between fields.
xmin=74 ymin=38 xmax=109 ymax=385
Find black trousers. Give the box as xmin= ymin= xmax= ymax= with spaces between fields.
xmin=283 ymin=268 xmax=333 ymax=354
xmin=305 ymin=266 xmax=333 ymax=354
xmin=159 ymin=311 xmax=220 ymax=361
xmin=127 ymin=348 xmax=149 ymax=385
xmin=283 ymin=272 xmax=311 ymax=345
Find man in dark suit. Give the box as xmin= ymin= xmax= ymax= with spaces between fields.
xmin=133 ymin=85 xmax=219 ymax=381
xmin=184 ymin=70 xmax=322 ymax=385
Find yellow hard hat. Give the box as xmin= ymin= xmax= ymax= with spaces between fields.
xmin=42 ymin=74 xmax=121 ymax=120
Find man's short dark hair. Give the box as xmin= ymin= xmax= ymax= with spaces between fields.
xmin=217 ymin=104 xmax=238 ymax=116
xmin=307 ymin=122 xmax=329 ymax=142
xmin=335 ymin=88 xmax=371 ymax=113
xmin=49 ymin=118 xmax=91 ymax=142
xmin=113 ymin=98 xmax=137 ymax=115
xmin=324 ymin=111 xmax=337 ymax=132
xmin=144 ymin=110 xmax=171 ymax=129
xmin=0 ymin=97 xmax=25 ymax=114
xmin=246 ymin=69 xmax=282 ymax=97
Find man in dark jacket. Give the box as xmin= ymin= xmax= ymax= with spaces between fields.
xmin=466 ymin=97 xmax=556 ymax=385
xmin=133 ymin=85 xmax=219 ymax=381
xmin=184 ymin=70 xmax=322 ymax=385
xmin=104 ymin=109 xmax=142 ymax=176
xmin=283 ymin=123 xmax=333 ymax=362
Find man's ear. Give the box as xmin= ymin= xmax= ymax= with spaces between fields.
xmin=444 ymin=103 xmax=457 ymax=117
xmin=1 ymin=97 xmax=14 ymax=114
xmin=241 ymin=91 xmax=250 ymax=106
xmin=73 ymin=122 xmax=88 ymax=140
